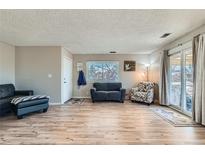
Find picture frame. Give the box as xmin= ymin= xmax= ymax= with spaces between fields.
xmin=124 ymin=60 xmax=136 ymax=71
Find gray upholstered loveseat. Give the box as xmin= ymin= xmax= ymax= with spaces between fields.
xmin=90 ymin=82 xmax=126 ymax=103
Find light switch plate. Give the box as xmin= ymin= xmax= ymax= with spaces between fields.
xmin=48 ymin=74 xmax=52 ymax=78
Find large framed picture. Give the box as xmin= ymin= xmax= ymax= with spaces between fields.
xmin=124 ymin=60 xmax=136 ymax=71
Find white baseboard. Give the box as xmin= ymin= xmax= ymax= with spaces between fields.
xmin=49 ymin=102 xmax=62 ymax=105
xmin=72 ymin=96 xmax=91 ymax=99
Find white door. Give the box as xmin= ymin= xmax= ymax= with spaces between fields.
xmin=63 ymin=57 xmax=72 ymax=103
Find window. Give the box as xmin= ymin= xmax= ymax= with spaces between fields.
xmin=86 ymin=61 xmax=120 ymax=82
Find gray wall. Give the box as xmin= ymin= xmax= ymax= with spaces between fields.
xmin=73 ymin=54 xmax=150 ymax=98
xmin=0 ymin=42 xmax=15 ymax=84
xmin=15 ymin=46 xmax=62 ymax=103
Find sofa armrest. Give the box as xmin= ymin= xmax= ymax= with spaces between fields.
xmin=90 ymin=88 xmax=96 ymax=101
xmin=90 ymin=88 xmax=96 ymax=94
xmin=15 ymin=90 xmax=34 ymax=96
xmin=120 ymin=88 xmax=126 ymax=102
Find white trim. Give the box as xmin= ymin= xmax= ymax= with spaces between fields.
xmin=49 ymin=102 xmax=62 ymax=105
xmin=72 ymin=96 xmax=91 ymax=99
xmin=168 ymin=41 xmax=192 ymax=55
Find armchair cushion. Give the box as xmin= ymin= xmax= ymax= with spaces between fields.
xmin=137 ymin=82 xmax=147 ymax=92
xmin=131 ymin=91 xmax=147 ymax=102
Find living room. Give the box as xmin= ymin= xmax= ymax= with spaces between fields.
xmin=1 ymin=2 xmax=205 ymax=151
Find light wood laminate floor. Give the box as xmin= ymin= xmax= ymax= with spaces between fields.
xmin=1 ymin=100 xmax=205 ymax=145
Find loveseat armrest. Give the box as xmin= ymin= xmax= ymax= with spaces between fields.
xmin=15 ymin=90 xmax=34 ymax=96
xmin=120 ymin=88 xmax=126 ymax=102
xmin=90 ymin=88 xmax=96 ymax=95
xmin=90 ymin=88 xmax=96 ymax=102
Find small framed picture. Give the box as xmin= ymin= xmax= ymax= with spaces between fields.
xmin=124 ymin=61 xmax=136 ymax=71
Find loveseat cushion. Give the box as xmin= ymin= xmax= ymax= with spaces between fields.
xmin=94 ymin=83 xmax=108 ymax=91
xmin=93 ymin=82 xmax=122 ymax=91
xmin=0 ymin=84 xmax=15 ymax=99
xmin=107 ymin=91 xmax=121 ymax=101
xmin=94 ymin=91 xmax=108 ymax=100
xmin=107 ymin=83 xmax=122 ymax=91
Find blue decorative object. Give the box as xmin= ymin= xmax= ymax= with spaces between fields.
xmin=77 ymin=70 xmax=87 ymax=86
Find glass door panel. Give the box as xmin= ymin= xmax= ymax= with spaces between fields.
xmin=184 ymin=51 xmax=193 ymax=114
xmin=169 ymin=48 xmax=193 ymax=116
xmin=169 ymin=53 xmax=182 ymax=108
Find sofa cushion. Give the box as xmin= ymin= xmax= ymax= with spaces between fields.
xmin=0 ymin=97 xmax=13 ymax=115
xmin=94 ymin=91 xmax=108 ymax=100
xmin=107 ymin=91 xmax=121 ymax=101
xmin=0 ymin=97 xmax=12 ymax=107
xmin=93 ymin=82 xmax=121 ymax=91
xmin=93 ymin=83 xmax=108 ymax=91
xmin=0 ymin=84 xmax=15 ymax=99
xmin=16 ymin=98 xmax=49 ymax=108
xmin=107 ymin=83 xmax=122 ymax=91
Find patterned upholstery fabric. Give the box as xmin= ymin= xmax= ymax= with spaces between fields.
xmin=130 ymin=82 xmax=155 ymax=104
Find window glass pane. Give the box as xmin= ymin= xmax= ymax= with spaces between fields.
xmin=169 ymin=53 xmax=181 ymax=107
xmin=184 ymin=51 xmax=193 ymax=113
xmin=87 ymin=61 xmax=119 ymax=82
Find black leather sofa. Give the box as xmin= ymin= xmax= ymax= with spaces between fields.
xmin=90 ymin=82 xmax=126 ymax=103
xmin=0 ymin=84 xmax=33 ymax=116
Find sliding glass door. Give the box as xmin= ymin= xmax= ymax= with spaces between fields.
xmin=169 ymin=49 xmax=193 ymax=116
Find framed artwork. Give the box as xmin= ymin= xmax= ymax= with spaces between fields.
xmin=124 ymin=60 xmax=136 ymax=71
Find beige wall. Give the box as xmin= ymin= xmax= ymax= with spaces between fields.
xmin=149 ymin=51 xmax=161 ymax=83
xmin=73 ymin=54 xmax=150 ymax=98
xmin=15 ymin=46 xmax=62 ymax=103
xmin=0 ymin=42 xmax=15 ymax=84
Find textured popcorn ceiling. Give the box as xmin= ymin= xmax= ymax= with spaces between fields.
xmin=1 ymin=10 xmax=205 ymax=54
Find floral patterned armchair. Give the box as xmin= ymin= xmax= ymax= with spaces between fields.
xmin=130 ymin=82 xmax=155 ymax=105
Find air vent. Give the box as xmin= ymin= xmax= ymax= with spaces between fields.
xmin=109 ymin=51 xmax=117 ymax=54
xmin=160 ymin=33 xmax=172 ymax=38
